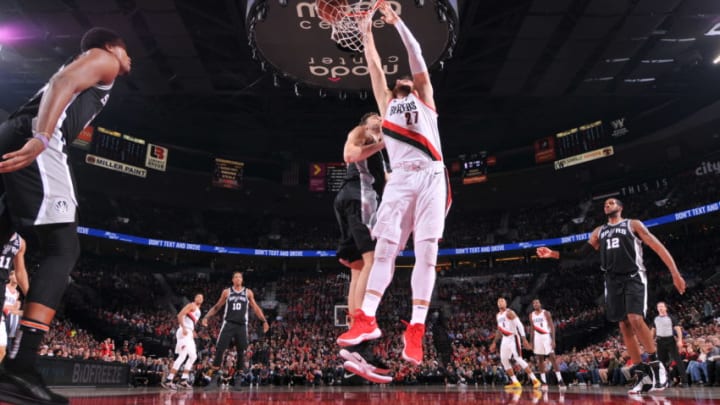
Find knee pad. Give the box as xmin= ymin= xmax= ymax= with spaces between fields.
xmin=411 ymin=239 xmax=438 ymax=301
xmin=365 ymin=238 xmax=397 ymax=295
xmin=414 ymin=238 xmax=439 ymax=267
xmin=374 ymin=238 xmax=397 ymax=263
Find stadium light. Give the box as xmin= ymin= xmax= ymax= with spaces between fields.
xmin=714 ymin=54 xmax=720 ymax=65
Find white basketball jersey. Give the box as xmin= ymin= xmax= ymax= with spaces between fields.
xmin=497 ymin=309 xmax=518 ymax=339
xmin=182 ymin=307 xmax=201 ymax=331
xmin=3 ymin=286 xmax=18 ymax=313
xmin=382 ymin=92 xmax=443 ymax=164
xmin=532 ymin=310 xmax=550 ymax=334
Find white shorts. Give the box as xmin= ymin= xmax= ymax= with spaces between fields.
xmin=0 ymin=320 xmax=6 ymax=347
xmin=175 ymin=329 xmax=196 ymax=355
xmin=533 ymin=333 xmax=553 ymax=356
xmin=500 ymin=335 xmax=529 ymax=370
xmin=372 ymin=161 xmax=448 ymax=243
xmin=500 ymin=335 xmax=520 ymax=365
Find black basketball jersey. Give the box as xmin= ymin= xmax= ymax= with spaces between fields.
xmin=338 ymin=149 xmax=388 ymax=200
xmin=0 ymin=234 xmax=20 ymax=281
xmin=598 ymin=219 xmax=645 ymax=275
xmin=223 ymin=286 xmax=249 ymax=324
xmin=10 ymin=56 xmax=112 ymax=144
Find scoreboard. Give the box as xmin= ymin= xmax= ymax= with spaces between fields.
xmin=92 ymin=126 xmax=147 ymax=168
xmin=552 ymin=120 xmax=621 ymax=170
xmin=309 ymin=162 xmax=347 ymax=192
xmin=459 ymin=152 xmax=487 ymax=184
xmin=555 ymin=120 xmax=606 ymax=159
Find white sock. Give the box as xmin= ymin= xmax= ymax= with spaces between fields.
xmin=540 ymin=373 xmax=547 ymax=384
xmin=529 ymin=372 xmax=538 ymax=382
xmin=167 ymin=373 xmax=175 ymax=381
xmin=360 ymin=294 xmax=382 ymax=317
xmin=511 ymin=375 xmax=519 ymax=383
xmin=410 ymin=305 xmax=429 ymax=325
xmin=556 ymin=371 xmax=563 ymax=383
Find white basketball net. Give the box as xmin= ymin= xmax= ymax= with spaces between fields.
xmin=318 ymin=0 xmax=383 ymax=53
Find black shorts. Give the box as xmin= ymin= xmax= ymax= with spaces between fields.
xmin=334 ymin=197 xmax=374 ymax=263
xmin=604 ymin=271 xmax=647 ymax=323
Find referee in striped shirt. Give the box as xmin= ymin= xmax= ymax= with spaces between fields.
xmin=651 ymin=302 xmax=687 ymax=387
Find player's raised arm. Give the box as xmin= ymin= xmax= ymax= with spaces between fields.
xmin=361 ymin=18 xmax=391 ymax=115
xmin=379 ymin=3 xmax=434 ymax=109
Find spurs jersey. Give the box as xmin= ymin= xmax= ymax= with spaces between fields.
xmin=11 ymin=57 xmax=113 ymax=146
xmin=224 ymin=287 xmax=249 ymax=325
xmin=182 ymin=306 xmax=201 ymax=332
xmin=6 ymin=57 xmax=112 ymax=226
xmin=0 ymin=234 xmax=21 ymax=281
xmin=382 ymin=92 xmax=443 ymax=163
xmin=337 ymin=149 xmax=387 ymax=226
xmin=531 ymin=310 xmax=550 ymax=335
xmin=599 ymin=219 xmax=644 ymax=275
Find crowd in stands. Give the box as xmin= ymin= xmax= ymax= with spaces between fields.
xmin=35 ymin=224 xmax=720 ymax=389
xmin=12 ymin=168 xmax=716 ymax=389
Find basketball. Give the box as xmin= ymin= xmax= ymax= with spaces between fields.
xmin=316 ymin=0 xmax=347 ymax=23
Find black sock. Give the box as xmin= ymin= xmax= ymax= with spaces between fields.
xmin=648 ymin=352 xmax=658 ymax=362
xmin=4 ymin=318 xmax=49 ymax=373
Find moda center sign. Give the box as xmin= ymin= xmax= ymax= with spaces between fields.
xmin=246 ymin=0 xmax=458 ymax=91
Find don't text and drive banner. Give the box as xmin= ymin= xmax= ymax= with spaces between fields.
xmin=76 ymin=200 xmax=720 ymax=257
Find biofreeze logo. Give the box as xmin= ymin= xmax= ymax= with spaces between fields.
xmin=295 ymin=1 xmax=403 ymax=80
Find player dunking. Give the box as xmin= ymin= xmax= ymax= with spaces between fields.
xmin=0 ymin=28 xmax=131 ymax=405
xmin=202 ymin=272 xmax=269 ymax=385
xmin=334 ymin=112 xmax=391 ymax=383
xmin=337 ymin=3 xmax=451 ymax=368
xmin=489 ymin=297 xmax=540 ymax=390
xmin=528 ymin=299 xmax=565 ymax=389
xmin=537 ymin=198 xmax=686 ymax=394
xmin=162 ymin=294 xmax=204 ymax=390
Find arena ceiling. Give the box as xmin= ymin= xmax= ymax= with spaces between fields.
xmin=1 ymin=0 xmax=720 ymax=163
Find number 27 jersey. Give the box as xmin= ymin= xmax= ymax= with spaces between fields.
xmin=382 ymin=92 xmax=443 ymax=164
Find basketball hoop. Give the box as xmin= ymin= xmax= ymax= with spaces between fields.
xmin=315 ymin=0 xmax=384 ymax=53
